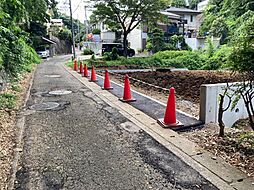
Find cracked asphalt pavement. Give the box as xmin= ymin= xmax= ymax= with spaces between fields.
xmin=14 ymin=55 xmax=218 ymax=190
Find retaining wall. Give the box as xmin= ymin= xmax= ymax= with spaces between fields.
xmin=199 ymin=82 xmax=253 ymax=127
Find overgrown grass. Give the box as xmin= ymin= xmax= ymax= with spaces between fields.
xmin=67 ymin=49 xmax=229 ymax=71
xmin=0 ymin=93 xmax=17 ymax=109
xmin=66 ymin=60 xmax=74 ymax=68
xmin=84 ymin=51 xmax=206 ymax=70
xmin=11 ymin=83 xmax=22 ymax=92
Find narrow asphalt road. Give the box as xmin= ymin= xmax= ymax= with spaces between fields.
xmin=14 ymin=55 xmax=217 ymax=190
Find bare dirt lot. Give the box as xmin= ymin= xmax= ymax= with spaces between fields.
xmin=126 ymin=70 xmax=242 ymax=103
xmin=100 ymin=69 xmax=253 ymax=178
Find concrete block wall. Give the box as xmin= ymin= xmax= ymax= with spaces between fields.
xmin=199 ymin=83 xmax=253 ymax=127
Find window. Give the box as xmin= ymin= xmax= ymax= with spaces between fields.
xmin=190 ymin=15 xmax=193 ymax=22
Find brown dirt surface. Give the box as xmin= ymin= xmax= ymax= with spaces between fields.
xmin=0 ymin=67 xmax=35 ymax=190
xmin=102 ymin=72 xmax=200 ymax=118
xmin=99 ymin=69 xmax=253 ymax=178
xmin=182 ymin=123 xmax=254 ymax=178
xmin=127 ymin=70 xmax=242 ymax=103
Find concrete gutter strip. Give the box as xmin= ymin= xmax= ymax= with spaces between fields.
xmin=64 ymin=65 xmax=254 ymax=190
xmin=9 ymin=66 xmax=37 ymax=190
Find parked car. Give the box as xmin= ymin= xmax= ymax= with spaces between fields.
xmin=36 ymin=47 xmax=50 ymax=58
xmin=101 ymin=43 xmax=135 ymax=57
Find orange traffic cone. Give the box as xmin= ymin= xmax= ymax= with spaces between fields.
xmin=119 ymin=74 xmax=136 ymax=102
xmin=102 ymin=70 xmax=113 ymax=90
xmin=89 ymin=65 xmax=97 ymax=82
xmin=79 ymin=62 xmax=83 ymax=73
xmin=83 ymin=64 xmax=89 ymax=77
xmin=74 ymin=60 xmax=78 ymax=71
xmin=157 ymin=87 xmax=183 ymax=128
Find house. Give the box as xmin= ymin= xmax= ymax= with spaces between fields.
xmin=128 ymin=7 xmax=204 ymax=52
xmin=91 ymin=4 xmax=208 ymax=53
xmin=165 ymin=7 xmax=201 ymax=38
xmin=159 ymin=7 xmax=207 ymax=50
xmin=197 ymin=0 xmax=209 ymax=12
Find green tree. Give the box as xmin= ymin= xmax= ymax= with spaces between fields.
xmin=0 ymin=0 xmax=49 ymax=75
xmin=171 ymin=0 xmax=186 ymax=7
xmin=146 ymin=27 xmax=165 ymax=53
xmin=58 ymin=13 xmax=85 ymax=38
xmin=189 ymin=0 xmax=202 ymax=9
xmin=92 ymin=28 xmax=101 ymax=34
xmin=209 ymin=17 xmax=228 ymax=44
xmin=200 ymin=0 xmax=254 ymax=39
xmin=92 ymin=0 xmax=170 ymax=57
xmin=228 ymin=12 xmax=254 ymax=129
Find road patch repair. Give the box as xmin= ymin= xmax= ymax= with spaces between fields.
xmin=65 ymin=63 xmax=254 ymax=190
xmin=96 ymin=69 xmax=203 ymax=130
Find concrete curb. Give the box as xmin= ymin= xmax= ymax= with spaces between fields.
xmin=64 ymin=65 xmax=254 ymax=190
xmin=8 ymin=66 xmax=37 ymax=190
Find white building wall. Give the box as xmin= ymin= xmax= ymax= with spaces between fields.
xmin=128 ymin=28 xmax=142 ymax=53
xmin=185 ymin=38 xmax=205 ymax=50
xmin=198 ymin=0 xmax=209 ymax=12
xmin=200 ymin=82 xmax=254 ymax=127
xmin=183 ymin=14 xmax=198 ymax=30
xmin=101 ymin=31 xmax=116 ymax=43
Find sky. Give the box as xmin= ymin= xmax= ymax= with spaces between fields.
xmin=57 ymin=0 xmax=95 ymax=22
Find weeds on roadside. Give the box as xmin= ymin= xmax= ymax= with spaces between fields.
xmin=11 ymin=83 xmax=22 ymax=92
xmin=0 ymin=93 xmax=17 ymax=109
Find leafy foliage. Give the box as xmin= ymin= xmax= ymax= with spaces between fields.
xmin=204 ymin=45 xmax=232 ymax=70
xmin=83 ymin=48 xmax=94 ymax=55
xmin=146 ymin=28 xmax=165 ymax=53
xmin=103 ymin=47 xmax=119 ymax=61
xmin=92 ymin=28 xmax=101 ymax=34
xmin=92 ymin=50 xmax=205 ymax=70
xmin=154 ymin=50 xmax=206 ymax=69
xmin=0 ymin=93 xmax=16 ymax=109
xmin=171 ymin=0 xmax=186 ymax=7
xmin=189 ymin=0 xmax=203 ymax=9
xmin=58 ymin=28 xmax=72 ymax=41
xmin=92 ymin=0 xmax=170 ymax=56
xmin=0 ymin=0 xmax=44 ymax=76
xmin=59 ymin=13 xmax=86 ymax=41
xmin=200 ymin=0 xmax=254 ymax=42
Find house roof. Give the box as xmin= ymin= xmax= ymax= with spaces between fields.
xmin=160 ymin=11 xmax=181 ymax=19
xmin=165 ymin=7 xmax=201 ymax=14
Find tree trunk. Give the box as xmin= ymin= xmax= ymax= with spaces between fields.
xmin=218 ymin=94 xmax=225 ymax=137
xmin=244 ymin=98 xmax=254 ymax=130
xmin=249 ymin=116 xmax=254 ymax=130
xmin=123 ymin=32 xmax=128 ymax=58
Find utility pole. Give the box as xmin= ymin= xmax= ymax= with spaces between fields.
xmin=84 ymin=5 xmax=89 ymax=36
xmin=69 ymin=0 xmax=76 ymax=59
xmin=78 ymin=19 xmax=81 ymax=50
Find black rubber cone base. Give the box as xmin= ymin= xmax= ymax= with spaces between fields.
xmin=102 ymin=87 xmax=113 ymax=90
xmin=157 ymin=118 xmax=184 ymax=129
xmin=119 ymin=98 xmax=136 ymax=103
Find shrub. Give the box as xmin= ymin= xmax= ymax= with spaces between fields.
xmin=11 ymin=83 xmax=22 ymax=92
xmin=103 ymin=52 xmax=112 ymax=61
xmin=153 ymin=50 xmax=188 ymax=60
xmin=83 ymin=48 xmax=94 ymax=55
xmin=103 ymin=47 xmax=119 ymax=61
xmin=137 ymin=48 xmax=142 ymax=53
xmin=0 ymin=93 xmax=16 ymax=109
xmin=204 ymin=45 xmax=233 ymax=70
xmin=153 ymin=50 xmax=205 ymax=70
xmin=111 ymin=47 xmax=119 ymax=60
xmin=92 ymin=28 xmax=101 ymax=34
xmin=146 ymin=28 xmax=165 ymax=53
xmin=0 ymin=25 xmax=40 ymax=76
